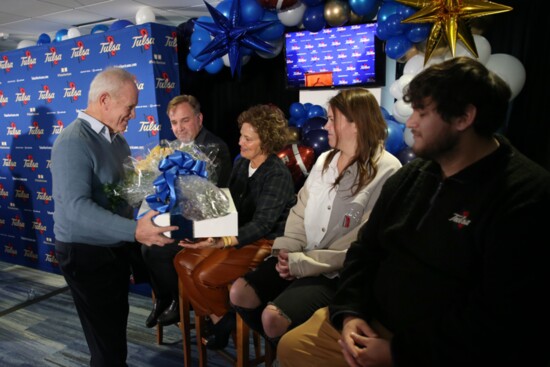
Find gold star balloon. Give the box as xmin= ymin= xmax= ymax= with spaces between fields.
xmin=395 ymin=0 xmax=512 ymax=64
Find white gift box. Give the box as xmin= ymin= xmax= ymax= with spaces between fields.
xmin=138 ymin=188 xmax=238 ymax=240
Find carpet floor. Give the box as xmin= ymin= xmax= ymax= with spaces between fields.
xmin=0 ymin=261 xmax=269 ymax=367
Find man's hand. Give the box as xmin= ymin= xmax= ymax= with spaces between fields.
xmin=338 ymin=316 xmax=392 ymax=367
xmin=135 ymin=210 xmax=178 ymax=246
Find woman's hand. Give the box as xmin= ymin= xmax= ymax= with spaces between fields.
xmin=178 ymin=237 xmax=223 ymax=249
xmin=275 ymin=249 xmax=295 ymax=280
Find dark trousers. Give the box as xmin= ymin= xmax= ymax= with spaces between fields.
xmin=140 ymin=242 xmax=182 ymax=302
xmin=55 ymin=240 xmax=131 ymax=367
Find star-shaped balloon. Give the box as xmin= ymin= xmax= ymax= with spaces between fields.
xmin=395 ymin=0 xmax=512 ymax=65
xmin=194 ymin=0 xmax=278 ymax=77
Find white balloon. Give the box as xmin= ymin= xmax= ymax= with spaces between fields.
xmin=403 ymin=54 xmax=425 ymax=76
xmin=404 ymin=127 xmax=415 ymax=147
xmin=389 ymin=80 xmax=403 ymax=100
xmin=398 ymin=73 xmax=414 ymax=90
xmin=394 ymin=99 xmax=413 ymax=118
xmin=392 ymin=102 xmax=411 ymax=123
xmin=278 ymin=2 xmax=306 ymax=27
xmin=485 ymin=53 xmax=526 ymax=99
xmin=136 ymin=6 xmax=156 ymax=24
xmin=17 ymin=40 xmax=36 ymax=49
xmin=444 ymin=35 xmax=491 ymax=65
xmin=473 ymin=35 xmax=491 ymax=65
xmin=67 ymin=27 xmax=81 ymax=39
xmin=222 ymin=54 xmax=230 ymax=67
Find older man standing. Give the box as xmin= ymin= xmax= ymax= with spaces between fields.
xmin=51 ymin=67 xmax=178 ymax=367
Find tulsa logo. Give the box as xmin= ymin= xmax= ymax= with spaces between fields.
xmin=36 ymin=187 xmax=52 ymax=204
xmin=52 ymin=120 xmax=64 ymax=135
xmin=0 ymin=55 xmax=13 ymax=72
xmin=15 ymin=87 xmax=31 ymax=105
xmin=38 ymin=85 xmax=55 ymax=103
xmin=71 ymin=40 xmax=90 ymax=61
xmin=448 ymin=211 xmax=472 ymax=229
xmin=139 ymin=115 xmax=160 ymax=136
xmin=45 ymin=47 xmax=63 ymax=65
xmin=32 ymin=217 xmax=48 ymax=234
xmin=100 ymin=35 xmax=121 ymax=57
xmin=3 ymin=153 xmax=17 ymax=170
xmin=165 ymin=31 xmax=177 ymax=50
xmin=24 ymin=246 xmax=38 ymax=262
xmin=64 ymin=81 xmax=82 ymax=102
xmin=29 ymin=121 xmax=45 ymax=138
xmin=7 ymin=123 xmax=21 ymax=138
xmin=133 ymin=29 xmax=155 ymax=50
xmin=0 ymin=90 xmax=8 ymax=106
xmin=156 ymin=72 xmax=175 ymax=93
xmin=23 ymin=155 xmax=39 ymax=171
xmin=21 ymin=50 xmax=37 ymax=69
xmin=0 ymin=183 xmax=8 ymax=199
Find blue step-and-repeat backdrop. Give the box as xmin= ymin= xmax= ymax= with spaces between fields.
xmin=0 ymin=22 xmax=180 ymax=275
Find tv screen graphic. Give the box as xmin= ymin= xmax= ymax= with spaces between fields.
xmin=284 ymin=23 xmax=386 ymax=90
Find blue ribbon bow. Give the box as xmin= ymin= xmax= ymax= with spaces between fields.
xmin=144 ymin=150 xmax=208 ymax=215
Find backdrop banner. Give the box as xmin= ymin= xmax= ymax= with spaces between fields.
xmin=0 ymin=23 xmax=180 ymax=275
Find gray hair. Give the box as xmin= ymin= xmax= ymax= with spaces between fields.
xmin=88 ymin=67 xmax=136 ymax=104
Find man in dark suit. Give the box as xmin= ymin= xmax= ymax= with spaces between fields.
xmin=141 ymin=94 xmax=232 ymax=328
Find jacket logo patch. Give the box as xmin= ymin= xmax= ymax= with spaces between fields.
xmin=448 ymin=211 xmax=471 ymax=228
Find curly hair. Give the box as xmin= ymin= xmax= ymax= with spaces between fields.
xmin=324 ymin=88 xmax=388 ymax=196
xmin=237 ymin=104 xmax=289 ymax=154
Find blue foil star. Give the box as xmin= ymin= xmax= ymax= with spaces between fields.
xmin=195 ymin=0 xmax=277 ymax=77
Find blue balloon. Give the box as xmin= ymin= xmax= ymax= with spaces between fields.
xmin=380 ymin=107 xmax=392 ymax=120
xmin=190 ymin=40 xmax=210 ymax=61
xmin=289 ymin=102 xmax=306 ymax=119
xmin=258 ymin=11 xmax=285 ymax=41
xmin=303 ymin=4 xmax=326 ymax=32
xmin=194 ymin=16 xmax=214 ymax=32
xmin=302 ymin=129 xmax=330 ymax=158
xmin=397 ymin=146 xmax=416 ymax=165
xmin=303 ymin=103 xmax=313 ymax=111
xmin=385 ymin=35 xmax=413 ymax=60
xmin=216 ymin=0 xmax=233 ymax=18
xmin=385 ymin=119 xmax=405 ymax=154
xmin=186 ymin=54 xmax=203 ymax=72
xmin=37 ymin=33 xmax=51 ymax=45
xmin=376 ymin=21 xmax=391 ymax=41
xmin=396 ymin=4 xmax=416 ymax=18
xmin=110 ymin=19 xmax=133 ymax=31
xmin=91 ymin=24 xmax=109 ymax=34
xmin=377 ymin=1 xmax=400 ymax=23
xmin=54 ymin=29 xmax=68 ymax=42
xmin=407 ymin=24 xmax=431 ymax=43
xmin=205 ymin=58 xmax=224 ymax=74
xmin=240 ymin=0 xmax=265 ymax=24
xmin=384 ymin=14 xmax=410 ymax=37
xmin=349 ymin=0 xmax=379 ymax=17
xmin=191 ymin=29 xmax=211 ymax=44
xmin=295 ymin=117 xmax=308 ymax=129
xmin=307 ymin=105 xmax=326 ymax=119
xmin=302 ymin=116 xmax=327 ymax=136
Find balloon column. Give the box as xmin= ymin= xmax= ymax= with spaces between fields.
xmin=277 ymin=101 xmax=330 ymax=191
xmin=287 ymin=102 xmax=330 ymax=159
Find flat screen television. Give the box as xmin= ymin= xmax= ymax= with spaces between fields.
xmin=284 ymin=22 xmax=386 ymax=89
